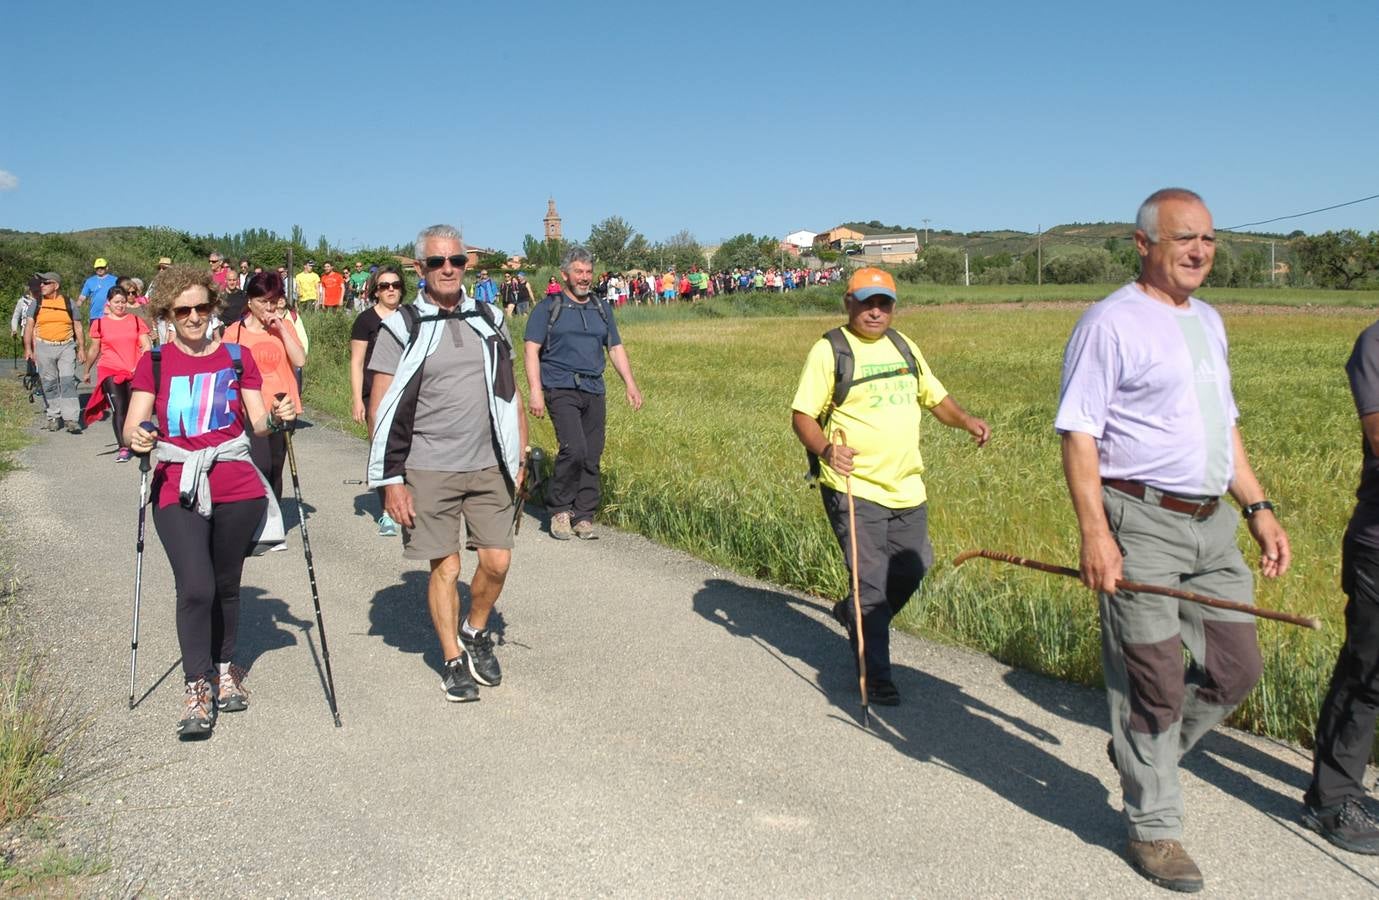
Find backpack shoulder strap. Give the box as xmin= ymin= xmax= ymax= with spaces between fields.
xmin=223 ymin=341 xmax=243 ymax=378
xmin=547 ymin=294 xmax=565 ymax=329
xmin=150 ymin=347 xmax=161 ymax=397
xmin=824 ymin=327 xmax=854 ymax=410
xmin=883 ymin=329 xmax=920 ymax=378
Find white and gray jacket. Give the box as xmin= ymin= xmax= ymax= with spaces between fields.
xmin=366 ymin=293 xmax=522 ymax=493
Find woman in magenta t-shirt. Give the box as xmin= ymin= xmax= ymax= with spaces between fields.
xmin=81 ymin=284 xmax=152 ymax=460
xmin=124 ymin=266 xmax=297 ymax=739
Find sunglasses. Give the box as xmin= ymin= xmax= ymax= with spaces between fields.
xmin=171 ymin=302 xmax=214 ymax=320
xmin=375 ymin=280 xmax=403 ymax=291
xmin=423 ymin=255 xmax=467 ymax=270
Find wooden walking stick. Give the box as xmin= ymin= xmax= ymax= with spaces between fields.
xmin=833 ymin=429 xmax=869 ymax=726
xmin=952 ymin=548 xmax=1321 ymax=630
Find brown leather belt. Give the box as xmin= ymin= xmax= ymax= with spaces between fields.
xmin=1102 ymin=478 xmax=1220 ymax=520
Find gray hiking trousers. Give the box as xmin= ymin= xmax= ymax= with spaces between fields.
xmin=1099 ymin=483 xmax=1262 ymax=841
xmin=35 ymin=338 xmax=80 ymax=423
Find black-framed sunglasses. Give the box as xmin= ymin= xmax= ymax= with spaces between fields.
xmin=171 ymin=302 xmax=214 ymax=320
xmin=375 ymin=280 xmax=404 ymax=291
xmin=423 ymin=255 xmax=467 ymax=270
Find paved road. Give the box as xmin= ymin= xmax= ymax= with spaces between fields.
xmin=5 ymin=413 xmax=1378 ymax=897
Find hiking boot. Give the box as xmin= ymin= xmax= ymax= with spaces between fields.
xmin=1126 ymin=839 xmax=1203 ymax=893
xmin=66 ymin=421 xmax=83 ymax=434
xmin=377 ymin=513 xmax=398 ymax=537
xmin=1302 ymin=797 xmax=1379 ymax=855
xmin=44 ymin=418 xmax=63 ymax=432
xmin=573 ymin=519 xmax=597 ymax=540
xmin=213 ymin=664 xmax=250 ymax=713
xmin=550 ymin=512 xmax=574 ymax=541
xmin=116 ymin=447 xmax=133 ymax=463
xmin=460 ymin=628 xmax=502 ymax=686
xmin=177 ymin=678 xmax=215 ymax=737
xmin=1108 ymin=738 xmax=1118 ymax=772
xmin=441 ymin=658 xmax=479 ymax=702
xmin=868 ymin=679 xmax=901 ymax=706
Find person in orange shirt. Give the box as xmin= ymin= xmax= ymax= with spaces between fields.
xmin=223 ymin=272 xmax=306 ymax=500
xmin=319 ymin=261 xmax=346 ymax=311
xmin=23 ymin=272 xmax=87 ymax=432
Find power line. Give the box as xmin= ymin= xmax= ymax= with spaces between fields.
xmin=1220 ymin=192 xmax=1379 ymax=231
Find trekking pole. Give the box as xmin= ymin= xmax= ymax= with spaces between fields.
xmin=128 ymin=421 xmax=156 ymax=709
xmin=952 ymin=548 xmax=1321 ymax=630
xmin=276 ymin=393 xmax=343 ymax=726
xmin=833 ymin=429 xmax=869 ymax=727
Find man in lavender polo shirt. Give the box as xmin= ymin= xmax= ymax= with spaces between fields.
xmin=1055 ymin=188 xmax=1291 ymax=894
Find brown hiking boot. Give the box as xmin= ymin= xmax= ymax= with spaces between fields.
xmin=573 ymin=519 xmax=597 ymax=540
xmin=177 ymin=678 xmax=215 ymax=738
xmin=213 ymin=664 xmax=250 ymax=713
xmin=1127 ymin=839 xmax=1203 ymax=893
xmin=550 ymin=512 xmax=574 ymax=541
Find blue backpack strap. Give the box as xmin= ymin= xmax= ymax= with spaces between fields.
xmin=224 ymin=341 xmax=243 ymax=378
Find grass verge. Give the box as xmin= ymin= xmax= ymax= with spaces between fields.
xmin=0 ymin=374 xmax=107 ymax=889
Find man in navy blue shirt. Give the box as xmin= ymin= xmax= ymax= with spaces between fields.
xmin=524 ymin=246 xmax=643 ymax=540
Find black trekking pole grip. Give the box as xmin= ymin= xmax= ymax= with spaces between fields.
xmin=273 ymin=392 xmax=295 ymax=433
xmin=138 ymin=421 xmax=156 ymax=473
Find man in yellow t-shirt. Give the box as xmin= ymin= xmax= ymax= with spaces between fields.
xmin=790 ymin=267 xmax=990 ymax=705
xmin=294 ymin=260 xmax=322 ymax=306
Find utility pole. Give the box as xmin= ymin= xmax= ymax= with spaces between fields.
xmin=922 ymin=218 xmax=931 ymax=245
xmin=1270 ymin=241 xmax=1276 ymax=284
xmin=1036 ymin=224 xmax=1042 ymax=287
xmin=964 ymin=251 xmax=970 ymax=287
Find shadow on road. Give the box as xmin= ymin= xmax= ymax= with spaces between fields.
xmin=693 ymin=577 xmax=1121 ymax=851
xmin=366 ymin=568 xmax=506 ymax=674
xmin=1000 ymin=668 xmax=1312 ymax=823
xmin=237 ymin=586 xmax=314 ymax=673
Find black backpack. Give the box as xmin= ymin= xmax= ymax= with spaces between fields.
xmin=545 ymin=293 xmax=609 ymax=331
xmin=391 ymin=302 xmax=506 ymax=350
xmin=805 ymin=327 xmax=921 ymax=482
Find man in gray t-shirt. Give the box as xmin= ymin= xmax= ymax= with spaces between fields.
xmin=369 ymin=316 xmax=500 ymax=473
xmin=1056 ymin=189 xmax=1290 ymax=893
xmin=1302 ymin=319 xmax=1379 ymax=854
xmin=366 ymin=225 xmax=527 ymax=706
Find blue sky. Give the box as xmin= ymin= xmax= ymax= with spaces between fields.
xmin=2 ymin=0 xmax=1375 ymax=253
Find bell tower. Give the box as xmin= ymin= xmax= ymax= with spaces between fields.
xmin=543 ymin=198 xmax=562 ymax=241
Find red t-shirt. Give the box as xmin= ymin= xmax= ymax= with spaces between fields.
xmin=321 ymin=271 xmax=346 ymax=307
xmin=90 ymin=313 xmax=149 ymax=377
xmin=131 ymin=343 xmax=266 ymax=509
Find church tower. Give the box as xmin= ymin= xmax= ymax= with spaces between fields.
xmin=543 ymin=198 xmax=562 ymax=241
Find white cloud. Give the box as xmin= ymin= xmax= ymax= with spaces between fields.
xmin=0 ymin=170 xmax=17 ymax=191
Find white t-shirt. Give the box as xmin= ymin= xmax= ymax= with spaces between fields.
xmin=1054 ymin=282 xmax=1238 ymax=496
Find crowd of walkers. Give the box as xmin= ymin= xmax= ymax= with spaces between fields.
xmin=14 ymin=193 xmax=1379 ymax=893
xmin=579 ymin=264 xmax=842 ymax=307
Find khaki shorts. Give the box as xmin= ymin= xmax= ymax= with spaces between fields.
xmin=401 ymin=467 xmax=514 ymax=560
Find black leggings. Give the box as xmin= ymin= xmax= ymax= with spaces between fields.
xmin=250 ymin=431 xmax=287 ymax=500
xmin=101 ymin=376 xmax=131 ymax=448
xmin=153 ymin=497 xmax=267 ymax=681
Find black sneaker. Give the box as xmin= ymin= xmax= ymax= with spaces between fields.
xmin=441 ymin=658 xmax=479 ymax=702
xmin=460 ymin=628 xmax=502 ymax=687
xmin=868 ymin=679 xmax=901 ymax=706
xmin=1302 ymin=797 xmax=1379 ymax=855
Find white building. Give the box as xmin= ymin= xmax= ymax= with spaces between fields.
xmin=783 ymin=230 xmax=818 ymax=250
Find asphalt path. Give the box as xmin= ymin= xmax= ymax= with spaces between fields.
xmin=5 ymin=410 xmax=1378 ymax=897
